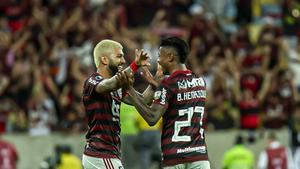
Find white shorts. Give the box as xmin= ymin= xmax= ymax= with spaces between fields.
xmin=82 ymin=154 xmax=124 ymax=169
xmin=163 ymin=160 xmax=211 ymax=169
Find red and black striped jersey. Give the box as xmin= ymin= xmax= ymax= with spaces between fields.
xmin=153 ymin=70 xmax=209 ymax=166
xmin=0 ymin=140 xmax=18 ymax=169
xmin=266 ymin=146 xmax=288 ymax=169
xmin=82 ymin=72 xmax=123 ymax=159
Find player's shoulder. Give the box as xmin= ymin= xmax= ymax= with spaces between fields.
xmin=161 ymin=76 xmax=169 ymax=84
xmin=85 ymin=73 xmax=103 ymax=85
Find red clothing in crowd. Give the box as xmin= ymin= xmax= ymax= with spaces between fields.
xmin=0 ymin=140 xmax=18 ymax=169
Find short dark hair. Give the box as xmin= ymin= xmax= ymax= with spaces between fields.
xmin=268 ymin=132 xmax=277 ymax=140
xmin=235 ymin=135 xmax=244 ymax=145
xmin=160 ymin=37 xmax=189 ymax=63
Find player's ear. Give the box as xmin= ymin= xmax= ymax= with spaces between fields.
xmin=100 ymin=56 xmax=109 ymax=65
xmin=168 ymin=53 xmax=175 ymax=62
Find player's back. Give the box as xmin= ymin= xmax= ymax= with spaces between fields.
xmin=157 ymin=70 xmax=209 ymax=166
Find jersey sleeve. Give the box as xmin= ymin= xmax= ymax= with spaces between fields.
xmin=83 ymin=75 xmax=103 ymax=97
xmin=152 ymin=82 xmax=171 ymax=108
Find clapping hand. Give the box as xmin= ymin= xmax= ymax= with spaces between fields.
xmin=140 ymin=63 xmax=164 ymax=88
xmin=116 ymin=68 xmax=134 ymax=90
xmin=134 ymin=49 xmax=150 ymax=67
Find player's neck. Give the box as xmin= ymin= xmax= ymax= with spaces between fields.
xmin=97 ymin=67 xmax=112 ymax=79
xmin=169 ymin=64 xmax=187 ymax=75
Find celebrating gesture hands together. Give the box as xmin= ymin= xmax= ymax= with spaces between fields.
xmin=115 ymin=69 xmax=134 ymax=90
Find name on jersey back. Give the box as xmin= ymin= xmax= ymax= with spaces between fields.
xmin=177 ymin=77 xmax=206 ymax=101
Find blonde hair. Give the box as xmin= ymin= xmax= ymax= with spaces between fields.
xmin=93 ymin=39 xmax=123 ymax=68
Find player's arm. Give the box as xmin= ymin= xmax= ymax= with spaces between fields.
xmin=122 ymin=85 xmax=156 ymax=105
xmin=122 ymin=64 xmax=163 ymax=104
xmin=140 ymin=65 xmax=163 ymax=103
xmin=127 ymin=86 xmax=166 ymax=126
xmin=95 ymin=70 xmax=130 ymax=93
xmin=123 ymin=52 xmax=164 ymax=106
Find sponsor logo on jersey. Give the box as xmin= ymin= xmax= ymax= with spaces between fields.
xmin=176 ymin=146 xmax=206 ymax=154
xmin=160 ymin=88 xmax=167 ymax=105
xmin=177 ymin=77 xmax=205 ymax=89
xmin=88 ymin=78 xmax=98 ymax=85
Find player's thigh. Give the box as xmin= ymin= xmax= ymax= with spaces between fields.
xmin=188 ymin=160 xmax=210 ymax=169
xmin=163 ymin=164 xmax=185 ymax=169
xmin=82 ymin=154 xmax=124 ymax=169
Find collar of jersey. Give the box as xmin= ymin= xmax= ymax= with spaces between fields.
xmin=168 ymin=69 xmax=192 ymax=79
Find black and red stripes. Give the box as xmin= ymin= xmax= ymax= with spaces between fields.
xmin=82 ymin=73 xmax=122 ymax=159
xmin=152 ymin=70 xmax=209 ymax=166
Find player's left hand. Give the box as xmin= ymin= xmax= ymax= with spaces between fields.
xmin=140 ymin=63 xmax=163 ymax=88
xmin=134 ymin=49 xmax=150 ymax=67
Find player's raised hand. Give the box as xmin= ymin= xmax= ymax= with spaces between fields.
xmin=134 ymin=49 xmax=150 ymax=67
xmin=140 ymin=63 xmax=164 ymax=88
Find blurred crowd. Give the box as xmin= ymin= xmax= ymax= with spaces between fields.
xmin=0 ymin=0 xmax=300 ymax=149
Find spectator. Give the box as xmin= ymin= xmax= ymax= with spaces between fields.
xmin=56 ymin=145 xmax=82 ymax=169
xmin=40 ymin=144 xmax=82 ymax=169
xmin=230 ymin=65 xmax=271 ymax=143
xmin=0 ymin=0 xmax=298 ymax=138
xmin=257 ymin=132 xmax=294 ymax=169
xmin=0 ymin=137 xmax=18 ymax=169
xmin=222 ymin=134 xmax=255 ymax=169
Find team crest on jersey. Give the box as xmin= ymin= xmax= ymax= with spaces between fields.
xmin=95 ymin=76 xmax=102 ymax=80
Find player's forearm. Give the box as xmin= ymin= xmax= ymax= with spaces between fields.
xmin=142 ymin=85 xmax=155 ymax=104
xmin=96 ymin=65 xmax=135 ymax=93
xmin=95 ymin=75 xmax=120 ymax=93
xmin=123 ymin=66 xmax=134 ymax=75
xmin=128 ymin=87 xmax=158 ymax=126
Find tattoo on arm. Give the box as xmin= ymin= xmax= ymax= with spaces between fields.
xmin=95 ymin=67 xmax=133 ymax=93
xmin=128 ymin=86 xmax=164 ymax=126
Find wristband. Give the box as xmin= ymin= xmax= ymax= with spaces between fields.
xmin=130 ymin=61 xmax=138 ymax=73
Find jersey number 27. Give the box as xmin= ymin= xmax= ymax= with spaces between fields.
xmin=172 ymin=106 xmax=205 ymax=142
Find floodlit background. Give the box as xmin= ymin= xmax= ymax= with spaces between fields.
xmin=0 ymin=0 xmax=299 ymax=169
